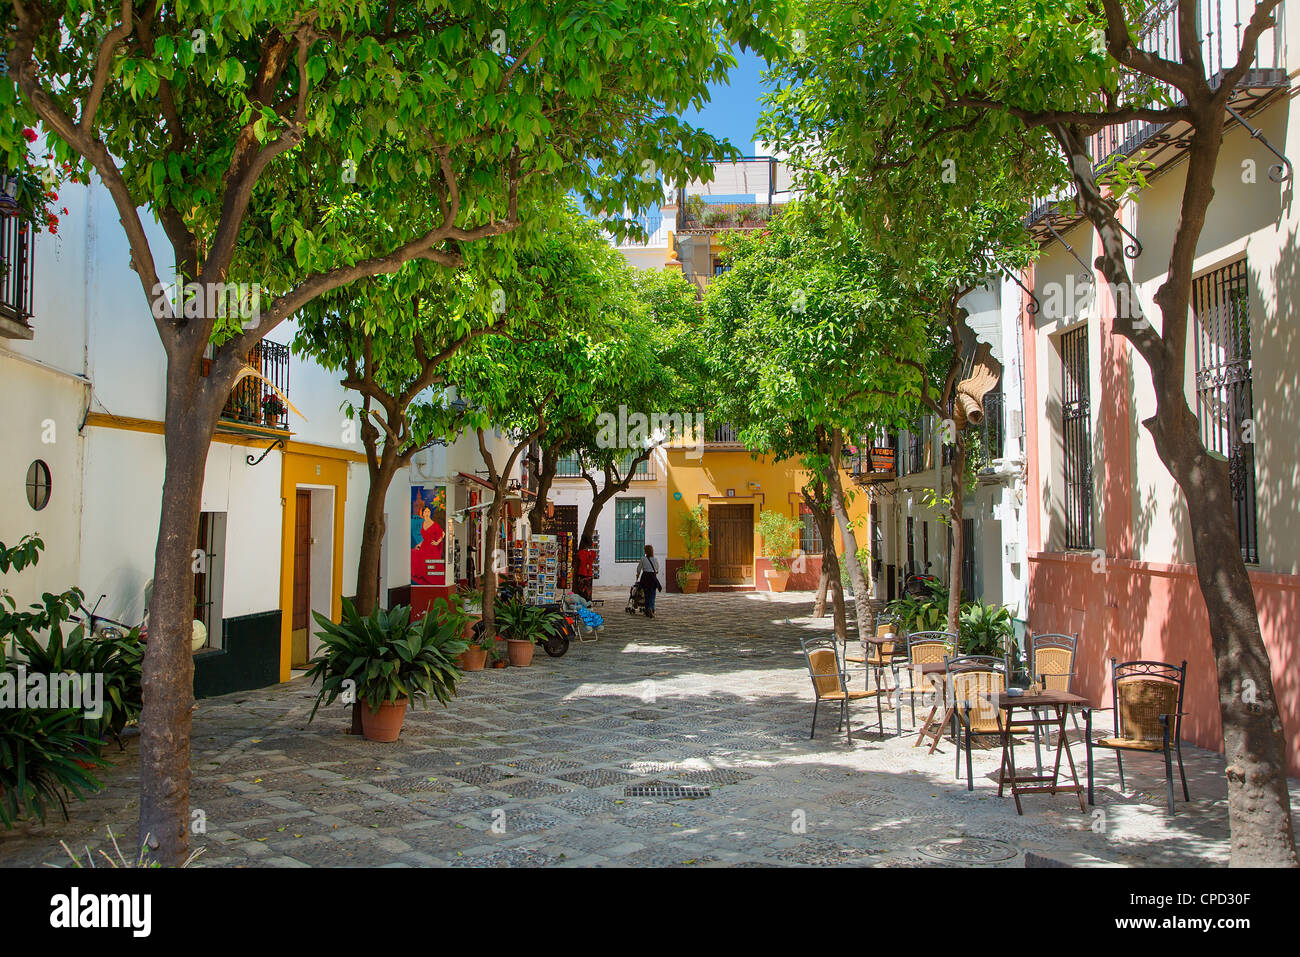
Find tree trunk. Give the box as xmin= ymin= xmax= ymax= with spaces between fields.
xmin=813 ymin=562 xmax=829 ymax=618
xmin=480 ymin=496 xmax=504 ymax=638
xmin=825 ymin=447 xmax=870 ymax=640
xmin=528 ymin=447 xmax=559 ymax=534
xmin=138 ymin=368 xmax=222 ymax=866
xmin=353 ymin=463 xmax=394 ymax=617
xmin=1143 ymin=392 xmax=1297 ymax=865
xmin=581 ymin=486 xmax=616 ymax=546
xmin=946 ymin=434 xmax=965 ymax=634
xmin=1060 ymin=113 xmax=1297 ymax=864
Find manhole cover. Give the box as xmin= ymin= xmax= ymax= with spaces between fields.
xmin=916 ymin=837 xmax=1018 ymax=864
xmin=624 ymin=781 xmax=711 ymax=800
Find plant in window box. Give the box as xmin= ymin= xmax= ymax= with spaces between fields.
xmin=756 ymin=509 xmax=803 ymax=593
xmin=261 ymin=393 xmax=287 ymax=427
xmin=305 ymin=599 xmax=466 ymax=742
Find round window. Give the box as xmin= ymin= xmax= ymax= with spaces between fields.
xmin=26 ymin=460 xmax=51 ymax=511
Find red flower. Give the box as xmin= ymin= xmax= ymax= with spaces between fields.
xmin=61 ymin=207 xmax=68 ymax=216
xmin=22 ymin=128 xmax=38 ymax=143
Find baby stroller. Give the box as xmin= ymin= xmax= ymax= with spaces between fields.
xmin=625 ymin=580 xmax=646 ymax=614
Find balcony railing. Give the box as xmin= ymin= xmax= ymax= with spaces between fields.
xmin=1029 ymin=0 xmax=1287 ymax=239
xmin=555 ymin=454 xmax=655 ymax=481
xmin=680 ymin=201 xmax=776 ymax=232
xmin=218 ymin=339 xmax=290 ymax=431
xmin=849 ymin=437 xmax=899 ymax=485
xmin=0 ymin=206 xmax=35 ymax=336
xmin=705 ymin=422 xmax=743 ymax=447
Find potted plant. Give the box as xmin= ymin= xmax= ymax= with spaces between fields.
xmin=677 ymin=504 xmax=708 ymax=593
xmin=756 ymin=509 xmax=803 ymax=593
xmin=494 ymin=599 xmax=556 ymax=668
xmin=261 ymin=393 xmax=286 ymax=426
xmin=305 ymin=598 xmax=466 ymax=742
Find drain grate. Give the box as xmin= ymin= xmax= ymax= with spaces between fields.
xmin=624 ymin=781 xmax=711 ymax=800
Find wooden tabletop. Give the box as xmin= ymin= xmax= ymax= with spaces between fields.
xmin=997 ymin=690 xmax=1090 ymax=709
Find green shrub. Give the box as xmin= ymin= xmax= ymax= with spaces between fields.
xmin=1 ymin=535 xmax=108 ymax=828
xmin=756 ymin=510 xmax=803 ymax=571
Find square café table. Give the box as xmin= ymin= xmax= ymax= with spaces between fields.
xmin=995 ymin=690 xmax=1092 ymax=815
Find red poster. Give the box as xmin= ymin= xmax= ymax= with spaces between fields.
xmin=411 ymin=485 xmax=447 ymax=585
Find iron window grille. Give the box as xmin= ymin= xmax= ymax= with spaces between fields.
xmin=614 ymin=498 xmax=646 ymax=563
xmin=193 ymin=512 xmax=219 ymax=650
xmin=1193 ymin=259 xmax=1258 ymax=564
xmin=1061 ymin=325 xmax=1094 ymax=550
xmin=799 ymin=503 xmax=823 ymax=556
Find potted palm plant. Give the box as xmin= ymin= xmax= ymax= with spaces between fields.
xmin=305 ymin=598 xmax=467 ymax=742
xmin=494 ymin=599 xmax=556 ymax=668
xmin=756 ymin=509 xmax=802 ymax=593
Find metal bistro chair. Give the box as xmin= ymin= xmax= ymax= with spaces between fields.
xmin=943 ymin=655 xmax=1009 ymax=791
xmin=1027 ymin=632 xmax=1080 ymax=772
xmin=866 ymin=613 xmax=903 ymax=696
xmin=1087 ymin=658 xmax=1190 ymax=816
xmin=908 ymin=631 xmax=959 ymax=750
xmin=800 ymin=636 xmax=880 ymax=743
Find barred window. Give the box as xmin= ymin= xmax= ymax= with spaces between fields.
xmin=1193 ymin=260 xmax=1257 ymax=564
xmin=1060 ymin=325 xmax=1093 ymax=549
xmin=614 ymin=498 xmax=646 ymax=563
xmin=798 ymin=503 xmax=823 ymax=555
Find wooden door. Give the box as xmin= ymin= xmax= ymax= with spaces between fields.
xmin=709 ymin=504 xmax=754 ymax=584
xmin=291 ymin=492 xmax=311 ymax=664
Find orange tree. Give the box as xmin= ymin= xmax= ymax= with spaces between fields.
xmin=762 ymin=0 xmax=1295 ymax=865
xmin=3 ymin=0 xmax=781 ymax=864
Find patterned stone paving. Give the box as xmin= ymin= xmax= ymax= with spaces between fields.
xmin=4 ymin=588 xmax=1299 ymax=868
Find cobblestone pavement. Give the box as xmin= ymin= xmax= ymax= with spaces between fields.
xmin=5 ymin=590 xmax=1296 ymax=867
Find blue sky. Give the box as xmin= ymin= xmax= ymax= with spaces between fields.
xmin=679 ymin=47 xmax=772 ymax=157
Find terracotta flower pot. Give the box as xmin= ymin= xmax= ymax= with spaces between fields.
xmin=459 ymin=646 xmax=487 ymax=671
xmin=682 ymin=571 xmax=704 ymax=594
xmin=491 ymin=659 xmax=507 ymax=669
xmin=506 ymin=639 xmax=535 ymax=667
xmin=360 ymin=697 xmax=408 ymax=742
xmin=765 ymin=568 xmax=791 ymax=593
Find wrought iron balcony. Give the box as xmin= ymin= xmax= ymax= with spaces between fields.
xmin=1028 ymin=0 xmax=1288 ymax=242
xmin=680 ymin=201 xmax=775 ymax=232
xmin=704 ymin=422 xmax=744 ymax=448
xmin=849 ymin=436 xmax=899 ymax=485
xmin=216 ymin=339 xmax=291 ymax=431
xmin=0 ymin=204 xmax=35 ymax=338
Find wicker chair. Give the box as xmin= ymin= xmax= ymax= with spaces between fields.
xmin=908 ymin=631 xmax=959 ymax=750
xmin=800 ymin=636 xmax=879 ymax=743
xmin=1087 ymin=658 xmax=1189 ymax=815
xmin=866 ymin=614 xmax=902 ymax=695
xmin=1027 ymin=632 xmax=1081 ymax=771
xmin=944 ymin=656 xmax=1009 ymax=791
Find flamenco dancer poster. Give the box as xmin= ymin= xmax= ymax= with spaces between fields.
xmin=410 ymin=485 xmax=448 ymax=586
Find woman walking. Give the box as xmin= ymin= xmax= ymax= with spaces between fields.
xmin=637 ymin=544 xmax=661 ymax=618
